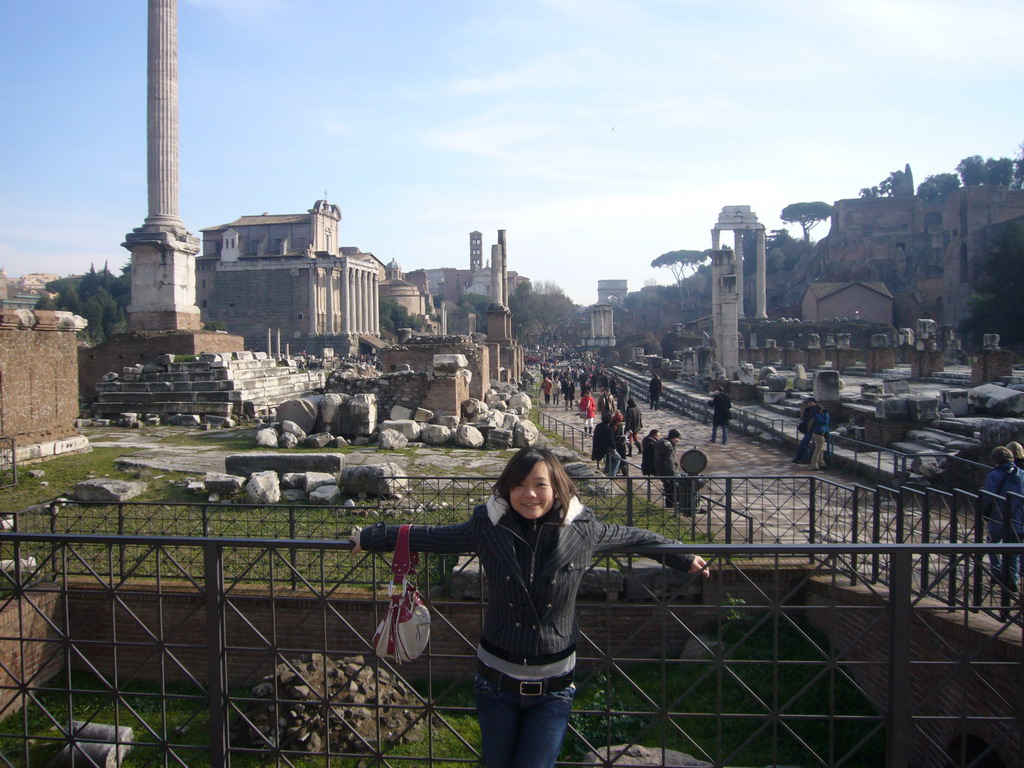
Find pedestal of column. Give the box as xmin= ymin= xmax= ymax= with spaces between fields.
xmin=124 ymin=230 xmax=201 ymax=331
xmin=865 ymin=348 xmax=895 ymax=375
xmin=804 ymin=347 xmax=825 ymax=369
xmin=834 ymin=348 xmax=860 ymax=373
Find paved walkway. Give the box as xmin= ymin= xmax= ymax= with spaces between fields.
xmin=535 ymin=381 xmax=817 ymax=479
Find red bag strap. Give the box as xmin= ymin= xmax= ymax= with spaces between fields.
xmin=391 ymin=524 xmax=419 ymax=578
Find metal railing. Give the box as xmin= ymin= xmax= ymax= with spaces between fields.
xmin=0 ymin=437 xmax=14 ymax=489
xmin=12 ymin=474 xmax=1022 ymax=624
xmin=0 ymin=533 xmax=1020 ymax=768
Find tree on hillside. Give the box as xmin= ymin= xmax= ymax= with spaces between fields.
xmin=650 ymin=249 xmax=709 ymax=299
xmin=509 ymin=281 xmax=576 ymax=345
xmin=378 ymin=297 xmax=424 ymax=335
xmin=1014 ymin=142 xmax=1024 ymax=190
xmin=916 ymin=173 xmax=961 ymax=202
xmin=780 ymin=202 xmax=834 ymax=242
xmin=40 ymin=262 xmax=131 ymax=343
xmin=960 ymin=223 xmax=1024 ymax=348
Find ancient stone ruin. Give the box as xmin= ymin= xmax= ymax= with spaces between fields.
xmin=231 ymin=654 xmax=425 ymax=755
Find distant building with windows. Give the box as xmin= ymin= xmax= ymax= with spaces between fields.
xmin=196 ymin=200 xmax=382 ymax=356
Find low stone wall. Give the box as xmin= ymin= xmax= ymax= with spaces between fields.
xmin=0 ymin=588 xmax=63 ymax=716
xmin=0 ymin=309 xmax=86 ymax=450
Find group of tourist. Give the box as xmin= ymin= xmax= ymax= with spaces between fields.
xmin=792 ymin=397 xmax=832 ymax=470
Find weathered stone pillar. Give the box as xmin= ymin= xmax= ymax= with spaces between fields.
xmin=782 ymin=343 xmax=802 ymax=368
xmin=710 ymin=248 xmax=739 ymax=379
xmin=344 ymin=268 xmax=352 ymax=334
xmin=711 ymin=228 xmax=721 ymax=250
xmin=498 ymin=229 xmax=508 ymax=307
xmin=754 ymin=226 xmax=767 ymax=320
xmin=124 ymin=0 xmax=201 ymax=332
xmin=308 ymin=268 xmax=318 ymax=334
xmin=733 ymin=230 xmax=745 ymax=319
xmin=372 ymin=271 xmax=379 ymax=335
xmin=326 ymin=269 xmax=335 ymax=334
xmin=972 ymin=336 xmax=1016 ymax=385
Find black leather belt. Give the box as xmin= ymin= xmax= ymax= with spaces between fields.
xmin=477 ymin=662 xmax=574 ymax=696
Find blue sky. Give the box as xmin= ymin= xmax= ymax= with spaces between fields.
xmin=1 ymin=0 xmax=1022 ymax=305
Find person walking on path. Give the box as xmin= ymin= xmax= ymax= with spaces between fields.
xmin=624 ymin=398 xmax=643 ymax=457
xmin=709 ymin=386 xmax=731 ymax=445
xmin=649 ymin=373 xmax=663 ymax=411
xmin=578 ymin=388 xmax=596 ymax=436
xmin=616 ymin=379 xmax=630 ymax=412
xmin=792 ymin=397 xmax=817 ymax=464
xmin=541 ymin=376 xmax=553 ymax=405
xmin=591 ymin=413 xmax=622 ymax=477
xmin=640 ymin=429 xmax=660 ymax=477
xmin=350 ymin=447 xmax=709 ymax=768
xmin=562 ymin=376 xmax=575 ymax=412
xmin=809 ymin=404 xmax=831 ymax=470
xmin=982 ymin=445 xmax=1024 ymax=592
xmin=655 ymin=428 xmax=683 ymax=508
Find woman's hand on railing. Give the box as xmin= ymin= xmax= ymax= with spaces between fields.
xmin=349 ymin=527 xmax=362 ymax=554
xmin=691 ymin=555 xmax=711 ymax=578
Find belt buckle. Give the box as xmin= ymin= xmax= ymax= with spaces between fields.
xmin=519 ymin=680 xmax=544 ymax=696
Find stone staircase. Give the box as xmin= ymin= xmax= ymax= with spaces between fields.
xmin=92 ymin=351 xmax=324 ymax=420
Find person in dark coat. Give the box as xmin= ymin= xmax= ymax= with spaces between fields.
xmin=654 ymin=428 xmax=682 ymax=507
xmin=640 ymin=429 xmax=660 ymax=477
xmin=351 ymin=447 xmax=708 ymax=768
xmin=709 ymin=386 xmax=731 ymax=444
xmin=591 ymin=413 xmax=622 ymax=477
xmin=792 ymin=397 xmax=817 ymax=464
xmin=982 ymin=445 xmax=1024 ymax=591
xmin=649 ymin=373 xmax=663 ymax=410
xmin=624 ymin=398 xmax=643 ymax=456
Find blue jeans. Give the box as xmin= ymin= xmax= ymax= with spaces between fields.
xmin=711 ymin=423 xmax=727 ymax=443
xmin=988 ymin=527 xmax=1022 ymax=589
xmin=474 ymin=674 xmax=576 ymax=768
xmin=795 ymin=431 xmax=814 ymax=462
xmin=605 ymin=449 xmax=623 ymax=477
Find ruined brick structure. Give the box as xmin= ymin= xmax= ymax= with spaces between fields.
xmin=0 ymin=310 xmax=90 ymax=461
xmin=379 ymin=336 xmax=490 ymax=402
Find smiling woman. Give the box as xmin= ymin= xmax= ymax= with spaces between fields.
xmin=350 ymin=446 xmax=709 ymax=768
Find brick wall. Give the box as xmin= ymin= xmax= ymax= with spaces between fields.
xmin=380 ymin=337 xmax=490 ymax=400
xmin=78 ymin=330 xmax=244 ymax=401
xmin=0 ymin=588 xmax=63 ymax=715
xmin=0 ymin=310 xmax=82 ymax=445
xmin=806 ymin=578 xmax=1021 ymax=768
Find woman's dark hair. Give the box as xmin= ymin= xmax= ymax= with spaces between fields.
xmin=646 ymin=428 xmax=659 ymax=438
xmin=601 ymin=412 xmax=613 ymax=425
xmin=627 ymin=398 xmax=636 ymax=408
xmin=493 ymin=447 xmax=578 ymax=522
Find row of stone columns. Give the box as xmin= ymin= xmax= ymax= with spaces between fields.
xmin=309 ymin=263 xmax=379 ymax=336
xmin=710 ymin=206 xmax=767 ymax=321
xmin=589 ymin=304 xmax=614 ymax=339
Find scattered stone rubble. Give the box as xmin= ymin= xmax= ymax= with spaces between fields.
xmin=231 ymin=654 xmax=425 ymax=756
xmin=254 ymin=384 xmax=542 ymax=452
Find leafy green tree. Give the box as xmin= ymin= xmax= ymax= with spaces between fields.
xmin=916 ymin=173 xmax=961 ymax=202
xmin=1014 ymin=142 xmax=1024 ymax=190
xmin=40 ymin=262 xmax=131 ymax=343
xmin=960 ymin=223 xmax=1024 ymax=348
xmin=650 ymin=249 xmax=709 ymax=299
xmin=378 ymin=297 xmax=424 ymax=335
xmin=780 ymin=202 xmax=833 ymax=242
xmin=957 ymin=155 xmax=986 ymax=186
xmin=984 ymin=157 xmax=1014 ymax=186
xmin=859 ymin=186 xmax=880 ymax=198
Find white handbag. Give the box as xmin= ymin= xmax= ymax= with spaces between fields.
xmin=372 ymin=525 xmax=430 ymax=663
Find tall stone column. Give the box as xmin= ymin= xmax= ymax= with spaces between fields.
xmin=755 ymin=226 xmax=767 ymax=320
xmin=711 ymin=228 xmax=721 ymax=250
xmin=372 ymin=273 xmax=379 ymax=335
xmin=353 ymin=271 xmax=362 ymax=334
xmin=124 ymin=0 xmax=201 ymax=331
xmin=360 ymin=271 xmax=368 ymax=334
xmin=490 ymin=244 xmax=502 ymax=302
xmin=325 ymin=269 xmax=334 ymax=334
xmin=498 ymin=230 xmax=508 ymax=307
xmin=710 ymin=248 xmax=739 ymax=379
xmin=733 ymin=230 xmax=745 ymax=319
xmin=343 ymin=268 xmax=352 ymax=334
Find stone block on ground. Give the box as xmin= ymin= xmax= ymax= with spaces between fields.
xmin=226 ymin=453 xmax=345 ymax=477
xmin=461 ymin=398 xmax=488 ymax=420
xmin=454 ymin=424 xmax=484 ymax=448
xmin=304 ymin=472 xmax=338 ymax=494
xmin=413 ymin=407 xmax=434 ymax=422
xmin=582 ymin=744 xmax=712 ymax=767
xmin=309 ymin=485 xmax=342 ymax=504
xmin=255 ymin=427 xmax=279 ymax=448
xmin=282 ymin=489 xmax=308 ymax=502
xmin=280 ymin=420 xmax=307 ymax=440
xmin=389 ymin=405 xmax=413 ymax=421
xmin=170 ymin=414 xmax=201 ymax=427
xmin=301 ymin=432 xmax=334 ymax=449
xmin=968 ymin=384 xmax=1024 ymax=417
xmin=420 ymin=424 xmax=452 ymax=446
xmin=883 ymin=379 xmax=911 ymax=395
xmin=276 ymin=396 xmax=322 ymax=435
xmin=204 ymin=472 xmax=246 ymax=494
xmin=485 ymin=428 xmax=514 ymax=450
xmin=245 ymin=471 xmax=281 ymax=505
xmin=315 ymin=393 xmax=350 ymax=434
xmin=513 ymin=420 xmax=541 ymax=448
xmin=73 ymin=479 xmax=148 ymax=503
xmin=433 ymin=354 xmax=468 ymax=373
xmin=281 ymin=472 xmax=305 ymax=489
xmin=378 ymin=429 xmax=409 ymax=450
xmin=507 ymin=393 xmax=532 ymax=412
xmin=378 ymin=419 xmax=421 ymax=441
xmin=277 ymin=432 xmax=299 ymax=449
xmin=434 ymin=414 xmax=460 ymax=430
xmin=339 ymin=462 xmax=408 ymax=497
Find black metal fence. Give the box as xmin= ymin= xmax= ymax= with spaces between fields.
xmin=0 ymin=438 xmax=14 ymax=489
xmin=0 ymin=533 xmax=1020 ymax=768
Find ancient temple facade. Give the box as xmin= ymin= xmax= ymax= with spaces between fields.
xmin=196 ymin=200 xmax=382 ymax=355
